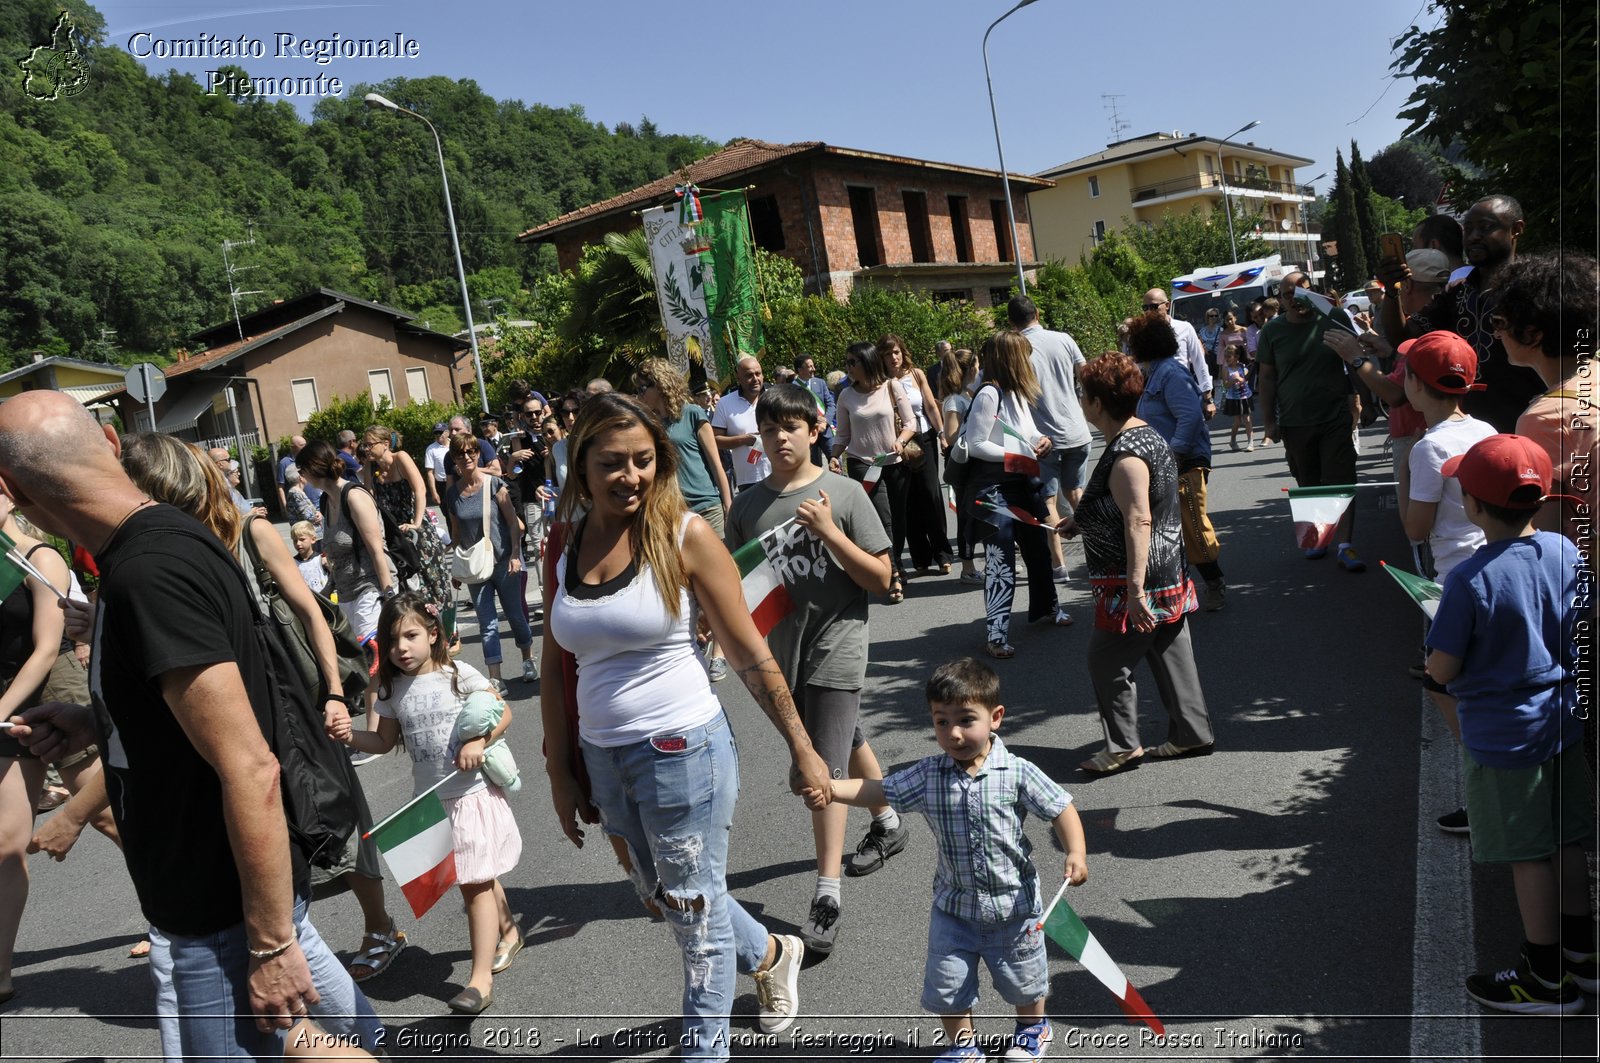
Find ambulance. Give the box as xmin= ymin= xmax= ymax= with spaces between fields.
xmin=1168 ymin=254 xmax=1294 ymax=330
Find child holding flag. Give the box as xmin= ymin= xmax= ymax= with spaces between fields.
xmin=727 ymin=384 xmax=909 ymax=955
xmin=804 ymin=657 xmax=1087 ymax=1062
xmin=343 ymin=592 xmax=521 ymax=1016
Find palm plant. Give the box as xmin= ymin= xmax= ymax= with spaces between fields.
xmin=560 ymin=229 xmax=664 ymax=381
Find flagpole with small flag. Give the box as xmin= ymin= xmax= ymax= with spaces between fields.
xmin=859 ymin=452 xmax=895 ymax=495
xmin=1379 ymin=561 xmax=1444 ymax=619
xmin=996 ymin=420 xmax=1041 ymax=479
xmin=731 ymin=517 xmax=798 ymax=637
xmin=367 ymin=768 xmax=465 ymax=918
xmin=1036 ymin=878 xmax=1165 ymax=1035
xmin=0 ymin=530 xmax=67 ymax=603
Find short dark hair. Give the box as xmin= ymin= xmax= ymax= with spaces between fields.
xmin=1481 ymin=193 xmax=1525 ymax=225
xmin=1494 ymin=252 xmax=1597 ymax=361
xmin=755 ymin=384 xmax=821 ymax=430
xmin=1465 ymin=491 xmax=1540 ymax=530
xmin=1079 ymin=352 xmax=1144 ymax=421
xmin=1006 ymin=295 xmax=1038 ymax=328
xmin=1124 ymin=314 xmax=1178 ymax=363
xmin=1412 ymin=214 xmax=1464 ymax=259
xmin=926 ymin=657 xmax=1001 ymax=710
xmin=793 ymin=354 xmax=816 ymax=371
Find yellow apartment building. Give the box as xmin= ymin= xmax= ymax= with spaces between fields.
xmin=1028 ymin=130 xmax=1321 ymax=269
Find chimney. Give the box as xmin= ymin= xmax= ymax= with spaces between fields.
xmin=31 ymin=353 xmax=44 ymax=363
xmin=175 ymin=348 xmax=190 ymax=362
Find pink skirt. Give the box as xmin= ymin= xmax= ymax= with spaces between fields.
xmin=443 ymin=784 xmax=522 ymax=884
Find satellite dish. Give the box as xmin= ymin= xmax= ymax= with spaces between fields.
xmin=1280 ymin=218 xmax=1293 ymax=231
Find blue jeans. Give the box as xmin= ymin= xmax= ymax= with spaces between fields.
xmin=471 ymin=558 xmax=534 ymax=666
xmin=153 ymin=896 xmax=382 ymax=1060
xmin=581 ymin=711 xmax=768 ymax=1061
xmin=921 ymin=905 xmax=1047 ymax=1013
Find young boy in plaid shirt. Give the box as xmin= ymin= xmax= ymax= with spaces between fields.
xmin=804 ymin=657 xmax=1088 ymax=1062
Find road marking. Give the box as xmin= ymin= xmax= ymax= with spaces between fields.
xmin=1410 ymin=695 xmax=1481 ymax=1061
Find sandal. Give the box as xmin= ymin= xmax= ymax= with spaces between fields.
xmin=348 ymin=922 xmax=407 ymax=982
xmin=1080 ymin=748 xmax=1143 ymax=774
xmin=959 ymin=570 xmax=983 ymax=585
xmin=491 ymin=928 xmax=523 ymax=974
xmin=938 ymin=561 xmax=952 ymax=575
xmin=129 ymin=937 xmax=151 ymax=959
xmin=887 ymin=574 xmax=905 ymax=605
xmin=985 ymin=641 xmax=1015 ymax=660
xmin=1148 ymin=741 xmax=1215 ymax=760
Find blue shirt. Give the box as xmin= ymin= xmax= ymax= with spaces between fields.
xmin=338 ymin=449 xmax=361 ymax=484
xmin=802 ymin=375 xmax=835 ymax=446
xmin=880 ymin=736 xmax=1071 ymax=924
xmin=1137 ymin=357 xmax=1211 ymax=464
xmin=1426 ymin=531 xmax=1584 ymax=769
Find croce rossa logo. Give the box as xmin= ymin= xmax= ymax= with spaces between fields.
xmin=21 ymin=10 xmax=90 ymax=101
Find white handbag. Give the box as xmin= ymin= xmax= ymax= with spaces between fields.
xmin=450 ymin=480 xmax=496 ymax=584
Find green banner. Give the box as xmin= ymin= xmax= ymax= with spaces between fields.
xmin=701 ymin=190 xmax=762 ymax=378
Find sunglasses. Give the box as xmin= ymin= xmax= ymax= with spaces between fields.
xmin=845 ymin=357 xmax=861 ymax=367
xmin=1143 ymin=303 xmax=1168 ymax=312
xmin=562 ymin=407 xmax=579 ymax=416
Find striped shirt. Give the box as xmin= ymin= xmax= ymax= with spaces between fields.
xmin=881 ymin=736 xmax=1072 ymax=924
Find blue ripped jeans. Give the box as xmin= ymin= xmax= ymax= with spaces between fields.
xmin=470 ymin=557 xmax=534 ymax=666
xmin=581 ymin=711 xmax=769 ymax=1060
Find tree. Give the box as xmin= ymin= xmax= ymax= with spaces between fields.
xmin=1348 ymin=141 xmax=1381 ymax=282
xmin=1119 ymin=203 xmax=1271 ymax=282
xmin=1366 ymin=138 xmax=1446 ymax=209
xmin=1392 ymin=0 xmax=1597 ymax=250
xmin=1327 ymin=151 xmax=1368 ymax=293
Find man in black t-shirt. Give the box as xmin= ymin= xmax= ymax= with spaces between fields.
xmin=0 ymin=391 xmax=368 ymax=1056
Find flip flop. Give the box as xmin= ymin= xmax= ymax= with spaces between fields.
xmin=129 ymin=937 xmax=151 ymax=959
xmin=1080 ymin=748 xmax=1143 ymax=774
xmin=1148 ymin=741 xmax=1215 ymax=760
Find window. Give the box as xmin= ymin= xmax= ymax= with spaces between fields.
xmin=902 ymin=190 xmax=934 ymax=263
xmin=368 ymin=369 xmax=393 ymax=407
xmin=948 ymin=195 xmax=973 ymax=262
xmin=405 ymin=367 xmax=430 ymax=403
xmin=846 ymin=186 xmax=882 ymax=268
xmin=931 ymin=289 xmax=970 ymax=303
xmin=1088 ymin=175 xmax=1100 ymax=198
xmin=291 ymin=378 xmax=319 ymax=423
xmin=989 ymin=287 xmax=1012 ymax=307
xmin=748 ymin=194 xmax=786 ymax=252
xmin=1094 ymin=220 xmax=1107 ymax=243
xmin=990 ymin=199 xmax=1013 ymax=262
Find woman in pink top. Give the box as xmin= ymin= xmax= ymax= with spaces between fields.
xmin=830 ymin=341 xmax=915 ymax=603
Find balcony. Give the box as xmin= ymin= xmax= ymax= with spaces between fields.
xmin=1130 ymin=171 xmax=1314 ymax=204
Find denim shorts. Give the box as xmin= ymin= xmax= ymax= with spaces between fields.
xmin=1038 ymin=444 xmax=1091 ymax=503
xmin=921 ymin=904 xmax=1048 ymax=1013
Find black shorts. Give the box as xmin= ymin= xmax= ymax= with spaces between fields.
xmin=1223 ymin=397 xmax=1254 ymax=417
xmin=1280 ymin=420 xmax=1357 ymax=488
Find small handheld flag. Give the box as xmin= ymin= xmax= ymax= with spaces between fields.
xmin=1037 ymin=879 xmax=1164 ymax=1035
xmin=368 ymin=777 xmax=459 ymax=918
xmin=732 ymin=518 xmax=798 ymax=637
xmin=972 ymin=497 xmax=1044 ymax=528
xmin=859 ymin=452 xmax=895 ymax=495
xmin=1292 ymin=287 xmax=1362 ymax=335
xmin=0 ymin=530 xmax=66 ymax=603
xmin=997 ymin=420 xmax=1041 ymax=479
xmin=1285 ymin=486 xmax=1355 ymax=552
xmin=1379 ymin=561 xmax=1443 ymax=619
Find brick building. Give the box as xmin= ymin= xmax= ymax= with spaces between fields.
xmin=108 ymin=289 xmax=467 ymax=455
xmin=517 ymin=138 xmax=1053 ymax=305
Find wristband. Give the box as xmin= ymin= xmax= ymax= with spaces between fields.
xmin=324 ymin=694 xmax=350 ymax=706
xmin=248 ymin=939 xmax=294 ymax=961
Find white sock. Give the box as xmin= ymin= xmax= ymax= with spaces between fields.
xmin=872 ymin=807 xmax=901 ymax=832
xmin=814 ymin=876 xmax=841 ymax=904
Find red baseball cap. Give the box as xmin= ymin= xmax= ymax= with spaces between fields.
xmin=1398 ymin=331 xmax=1486 ymax=393
xmin=1440 ymin=434 xmax=1553 ymax=509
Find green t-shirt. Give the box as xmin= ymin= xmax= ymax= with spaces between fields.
xmin=668 ymin=404 xmax=719 ymax=510
xmin=1256 ymin=314 xmax=1351 ymax=428
xmin=725 ymin=469 xmax=890 ymax=691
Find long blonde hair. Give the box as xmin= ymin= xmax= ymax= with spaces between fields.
xmin=559 ymin=393 xmax=689 ymax=618
xmin=982 ymin=330 xmax=1041 ymax=402
xmin=121 ymin=433 xmax=244 ymax=548
xmin=632 ymin=358 xmax=688 ymax=421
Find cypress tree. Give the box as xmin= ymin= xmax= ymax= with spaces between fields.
xmin=1349 ymin=140 xmax=1381 ymax=283
xmin=1330 ymin=151 xmax=1367 ymax=294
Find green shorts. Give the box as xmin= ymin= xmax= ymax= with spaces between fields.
xmin=1464 ymin=743 xmax=1595 ymax=864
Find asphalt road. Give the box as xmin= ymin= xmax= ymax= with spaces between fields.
xmin=4 ymin=419 xmax=1595 ymax=1062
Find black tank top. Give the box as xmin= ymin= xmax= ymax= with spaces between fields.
xmin=0 ymin=542 xmax=67 ymax=680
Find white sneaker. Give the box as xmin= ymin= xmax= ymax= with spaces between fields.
xmin=349 ymin=748 xmax=381 ymax=767
xmin=491 ymin=678 xmax=509 ymax=698
xmin=752 ymin=934 xmax=803 ymax=1034
xmin=521 ymin=658 xmax=539 ymax=682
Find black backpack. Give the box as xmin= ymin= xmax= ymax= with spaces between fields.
xmin=330 ymin=482 xmax=422 ymax=586
xmin=176 ymin=525 xmax=361 ymax=869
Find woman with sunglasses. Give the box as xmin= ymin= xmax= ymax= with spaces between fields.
xmin=880 ymin=334 xmax=953 ymax=578
xmin=829 ymin=341 xmax=915 ymax=604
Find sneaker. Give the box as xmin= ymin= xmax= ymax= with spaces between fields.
xmin=491 ymin=678 xmax=509 ymax=698
xmin=752 ymin=934 xmax=803 ymax=1034
xmin=1230 ymin=440 xmax=1240 ymax=452
xmin=1337 ymin=544 xmax=1367 ymax=573
xmin=1245 ymin=441 xmax=1256 ymax=452
xmin=1203 ymin=578 xmax=1226 ymax=612
xmin=1051 ymin=565 xmax=1070 ymax=584
xmin=800 ymin=895 xmax=840 ymax=954
xmin=521 ymin=658 xmax=539 ymax=682
xmin=1436 ymin=807 xmax=1469 ymax=834
xmin=935 ymin=1044 xmax=985 ymax=1063
xmin=708 ymin=657 xmax=728 ymax=683
xmin=349 ymin=748 xmax=381 ymax=767
xmin=1563 ymin=946 xmax=1599 ymax=994
xmin=959 ymin=570 xmax=984 ymax=585
xmin=845 ymin=820 xmax=910 ymax=877
xmin=1004 ymin=1018 xmax=1053 ymax=1062
xmin=1407 ymin=660 xmax=1428 ymax=680
xmin=1466 ymin=952 xmax=1584 ymax=1015
xmin=1303 ymin=546 xmax=1328 ymax=560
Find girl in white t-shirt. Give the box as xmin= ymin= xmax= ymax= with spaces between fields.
xmin=343 ymin=592 xmax=522 ymax=1016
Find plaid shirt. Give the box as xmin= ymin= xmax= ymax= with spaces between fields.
xmin=881 ymin=736 xmax=1071 ymax=925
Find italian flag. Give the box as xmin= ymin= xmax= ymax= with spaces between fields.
xmin=860 ymin=452 xmax=895 ymax=495
xmin=369 ymin=788 xmax=457 ymax=918
xmin=1286 ymin=486 xmax=1354 ymax=551
xmin=733 ymin=525 xmax=795 ymax=637
xmin=1292 ymin=286 xmax=1362 ymax=335
xmin=997 ymin=420 xmax=1041 ymax=479
xmin=1380 ymin=561 xmax=1443 ymax=619
xmin=745 ymin=439 xmax=765 ymax=464
xmin=973 ymin=496 xmax=1043 ymax=527
xmin=1039 ymin=881 xmax=1164 ymax=1035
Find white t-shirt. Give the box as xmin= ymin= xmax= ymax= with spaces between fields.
xmin=376 ymin=661 xmax=493 ymax=799
xmin=711 ymin=391 xmax=771 ymax=486
xmin=1409 ymin=415 xmax=1497 ymax=579
xmin=1171 ymin=318 xmax=1212 ymax=396
xmin=424 ymin=441 xmax=450 ymax=484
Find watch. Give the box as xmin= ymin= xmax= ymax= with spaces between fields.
xmin=1350 ymin=355 xmax=1370 ymax=371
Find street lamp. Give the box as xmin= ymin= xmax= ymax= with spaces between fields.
xmin=983 ymin=0 xmax=1040 ymax=296
xmin=1215 ymin=118 xmax=1260 ymax=264
xmin=1301 ymin=171 xmax=1327 ymax=277
xmin=364 ymin=92 xmax=489 ymax=413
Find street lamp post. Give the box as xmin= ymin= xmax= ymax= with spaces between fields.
xmin=364 ymin=92 xmax=489 ymax=414
xmin=1301 ymin=171 xmax=1327 ymax=277
xmin=983 ymin=0 xmax=1039 ymax=296
xmin=1216 ymin=119 xmax=1260 ymax=264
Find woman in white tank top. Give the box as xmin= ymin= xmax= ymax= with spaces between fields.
xmin=541 ymin=394 xmax=831 ymax=1057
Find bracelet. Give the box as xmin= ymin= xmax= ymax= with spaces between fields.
xmin=324 ymin=694 xmax=349 ymax=705
xmin=248 ymin=938 xmax=294 ymax=961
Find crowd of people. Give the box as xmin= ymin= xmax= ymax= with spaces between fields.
xmin=0 ymin=188 xmax=1592 ymax=1059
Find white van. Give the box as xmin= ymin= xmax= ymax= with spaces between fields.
xmin=1169 ymin=254 xmax=1295 ymax=331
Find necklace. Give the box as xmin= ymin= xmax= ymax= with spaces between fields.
xmin=95 ymin=497 xmax=154 ymax=555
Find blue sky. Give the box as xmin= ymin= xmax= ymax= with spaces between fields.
xmin=94 ymin=0 xmax=1432 ymax=194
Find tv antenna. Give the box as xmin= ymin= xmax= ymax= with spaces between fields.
xmin=221 ymin=221 xmax=267 ymax=340
xmin=1102 ymin=94 xmax=1130 ymax=143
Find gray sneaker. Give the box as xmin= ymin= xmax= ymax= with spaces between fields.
xmin=1203 ymin=578 xmax=1226 ymax=612
xmin=707 ymin=657 xmax=728 ymax=682
xmin=800 ymin=895 xmax=840 ymax=954
xmin=845 ymin=820 xmax=910 ymax=877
